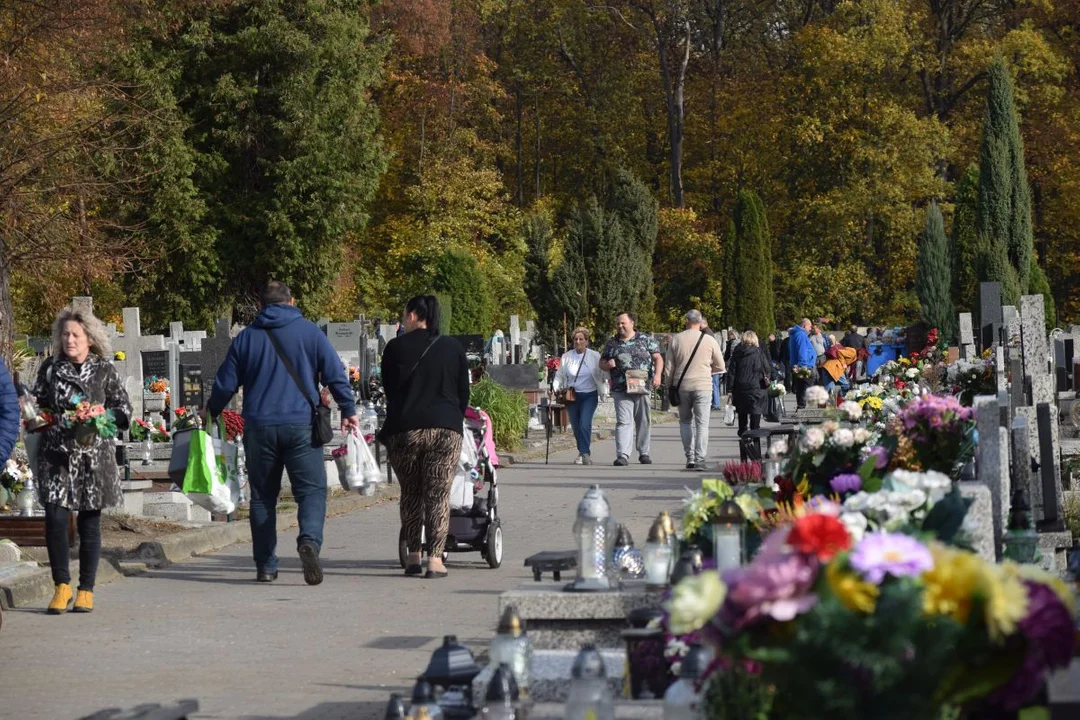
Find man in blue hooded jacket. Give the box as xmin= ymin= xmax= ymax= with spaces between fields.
xmin=209 ymin=281 xmax=358 ymax=585
xmin=787 ymin=318 xmax=818 ymax=409
xmin=0 ymin=357 xmax=20 ymax=466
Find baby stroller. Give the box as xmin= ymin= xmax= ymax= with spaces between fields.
xmin=397 ymin=407 xmax=503 ymax=569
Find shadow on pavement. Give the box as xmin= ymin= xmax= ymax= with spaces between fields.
xmin=237 ymin=701 xmax=386 ymax=720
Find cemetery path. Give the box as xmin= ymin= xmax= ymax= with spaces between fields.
xmin=1 ymin=413 xmax=748 ymax=720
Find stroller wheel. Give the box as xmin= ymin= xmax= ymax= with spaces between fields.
xmin=484 ymin=519 xmax=503 ymax=569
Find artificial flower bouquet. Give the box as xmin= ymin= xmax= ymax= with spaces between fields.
xmin=767 ymin=380 xmax=786 ymax=397
xmin=784 ymin=420 xmax=879 ymax=497
xmin=62 ymin=395 xmax=118 ymax=447
xmin=893 ymin=394 xmax=975 ymax=477
xmin=946 ymin=354 xmax=997 ymax=406
xmin=173 ymin=406 xmax=200 ymax=432
xmin=130 ymin=418 xmax=169 ymax=442
xmin=220 ymin=409 xmax=244 ymax=442
xmin=347 ymin=365 xmax=363 ymax=393
xmin=804 ymin=385 xmax=830 ymax=408
xmin=793 ymin=365 xmax=814 ymax=381
xmin=1 ymin=456 xmax=31 ymax=496
xmin=665 ymin=511 xmax=1078 ymax=720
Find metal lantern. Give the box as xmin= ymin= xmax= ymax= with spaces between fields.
xmin=712 ymin=499 xmax=746 ymax=573
xmin=570 ymin=485 xmax=617 ymax=591
xmin=489 ymin=606 xmax=533 ymax=694
xmin=669 ymin=547 xmax=704 ymax=588
xmin=642 ymin=517 xmax=674 ymax=590
xmin=17 ymin=475 xmax=37 ymax=516
xmin=384 ymin=693 xmax=407 ymax=720
xmin=1004 ymin=487 xmax=1039 ymax=564
xmin=612 ymin=524 xmax=644 ymax=579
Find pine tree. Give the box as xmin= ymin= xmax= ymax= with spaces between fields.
xmin=721 ymin=221 xmax=737 ymax=329
xmin=950 ymin=165 xmax=984 ymax=313
xmin=728 ymin=190 xmax=775 ymax=336
xmin=523 ymin=211 xmax=561 ymax=338
xmin=607 ymin=168 xmax=659 ymax=324
xmin=976 ymin=58 xmax=1033 ymax=302
xmin=431 ymin=248 xmax=493 ymax=334
xmin=916 ymin=202 xmax=957 ymax=341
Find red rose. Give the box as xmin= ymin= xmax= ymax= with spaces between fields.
xmin=787 ymin=514 xmax=851 ymax=561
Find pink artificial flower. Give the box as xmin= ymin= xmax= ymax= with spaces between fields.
xmin=720 ymin=531 xmax=819 ymax=630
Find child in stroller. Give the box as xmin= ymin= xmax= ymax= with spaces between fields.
xmin=397 ymin=407 xmax=503 ymax=569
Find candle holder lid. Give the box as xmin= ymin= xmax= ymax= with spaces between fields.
xmin=571 ymin=644 xmax=606 ymax=680
xmin=422 ymin=635 xmax=481 ymax=688
xmin=496 ymin=606 xmax=525 ymax=636
xmin=614 ymin=524 xmax=635 ymax=549
xmin=646 ymin=517 xmax=668 ymax=543
xmin=384 ymin=693 xmax=407 ymax=720
xmin=576 ymin=485 xmax=610 ymax=520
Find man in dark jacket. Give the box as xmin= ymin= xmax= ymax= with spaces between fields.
xmin=209 ymin=281 xmax=358 ymax=585
xmin=0 ymin=358 xmax=20 ymax=465
xmin=841 ymin=325 xmax=865 ymax=351
xmin=787 ymin=318 xmax=818 ymax=409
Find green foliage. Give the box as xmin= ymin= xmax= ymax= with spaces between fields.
xmin=431 ymin=249 xmax=492 ymax=334
xmin=1028 ymin=258 xmax=1056 ymax=334
xmin=653 ymin=209 xmax=722 ymax=329
xmin=701 ymin=663 xmax=774 ymax=720
xmin=727 ymin=190 xmax=775 ymax=335
xmin=916 ymin=203 xmax=956 ymax=341
xmin=977 ymin=58 xmax=1033 ymax=303
xmin=950 ymin=166 xmax=984 ymax=314
xmin=468 ymin=378 xmax=528 ymax=451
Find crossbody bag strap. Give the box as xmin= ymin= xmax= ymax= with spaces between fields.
xmin=675 ymin=332 xmax=707 ymax=391
xmin=569 ymin=351 xmax=586 ymax=389
xmin=264 ymin=328 xmax=318 ymax=413
xmin=400 ymin=335 xmax=440 ymax=387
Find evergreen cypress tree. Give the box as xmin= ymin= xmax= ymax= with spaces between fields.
xmin=729 ymin=190 xmax=775 ymax=336
xmin=550 ymin=209 xmax=590 ymax=332
xmin=523 ymin=211 xmax=561 ymax=338
xmin=607 ymin=168 xmax=659 ymax=324
xmin=721 ymin=221 xmax=737 ymax=328
xmin=916 ymin=202 xmax=957 ymax=341
xmin=432 ymin=248 xmax=493 ymax=334
xmin=976 ymin=58 xmax=1033 ymax=302
xmin=950 ymin=165 xmax=984 ymax=312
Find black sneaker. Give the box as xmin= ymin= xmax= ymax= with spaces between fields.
xmin=685 ymin=462 xmax=697 ymax=470
xmin=613 ymin=456 xmax=629 ymax=467
xmin=639 ymin=455 xmax=653 ymax=465
xmin=298 ymin=542 xmax=323 ymax=586
xmin=256 ymin=570 xmax=278 ymax=583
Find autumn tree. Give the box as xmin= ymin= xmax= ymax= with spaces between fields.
xmin=916 ymin=202 xmax=956 ymax=341
xmin=653 ymin=209 xmax=721 ymax=329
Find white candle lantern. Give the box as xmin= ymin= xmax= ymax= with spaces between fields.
xmin=712 ymin=499 xmax=746 ymax=573
xmin=642 ymin=516 xmax=674 ymax=590
xmin=571 ymin=485 xmax=617 ymax=591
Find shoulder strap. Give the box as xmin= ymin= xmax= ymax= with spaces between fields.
xmin=570 ymin=351 xmax=586 ymax=387
xmin=675 ymin=331 xmax=707 ymax=391
xmin=264 ymin=328 xmax=317 ymax=412
xmin=400 ymin=335 xmax=439 ymax=387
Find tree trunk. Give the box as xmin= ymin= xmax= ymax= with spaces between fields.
xmin=654 ymin=16 xmax=689 ymax=208
xmin=0 ymin=251 xmax=13 ymax=367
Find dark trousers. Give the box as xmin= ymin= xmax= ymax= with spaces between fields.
xmin=45 ymin=503 xmax=101 ymax=590
xmin=244 ymin=423 xmax=328 ymax=574
xmin=793 ymin=368 xmax=818 ymax=408
xmin=737 ymin=413 xmax=761 ymax=436
xmin=566 ymin=391 xmax=599 ymax=456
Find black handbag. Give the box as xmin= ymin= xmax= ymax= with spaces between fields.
xmin=669 ymin=331 xmax=706 ymax=407
xmin=265 ymin=328 xmax=333 ymax=447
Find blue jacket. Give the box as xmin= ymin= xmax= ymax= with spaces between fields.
xmin=0 ymin=358 xmax=19 ymax=464
xmin=788 ymin=325 xmax=817 ymax=369
xmin=208 ymin=304 xmax=356 ymax=427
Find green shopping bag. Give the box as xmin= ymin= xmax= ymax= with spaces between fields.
xmin=181 ymin=419 xmax=238 ymax=514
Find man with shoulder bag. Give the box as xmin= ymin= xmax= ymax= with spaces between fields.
xmin=664 ymin=310 xmax=725 ymax=470
xmin=600 ymin=312 xmax=663 ymax=466
xmin=209 ymin=281 xmax=358 ymax=585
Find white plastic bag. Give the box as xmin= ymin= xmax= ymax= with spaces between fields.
xmin=724 ymin=401 xmax=736 ymax=427
xmin=449 ymin=470 xmax=475 ymax=511
xmin=345 ymin=432 xmax=381 ymax=492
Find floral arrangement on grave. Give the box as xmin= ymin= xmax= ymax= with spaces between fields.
xmin=173 ymin=406 xmax=200 ymax=431
xmin=893 ymin=394 xmax=975 ymax=477
xmin=61 ymin=395 xmax=118 ymax=447
xmin=130 ymin=418 xmax=169 ymax=443
xmin=145 ymin=376 xmax=170 ymax=407
xmin=945 ymin=351 xmax=996 ymax=406
xmin=804 ymin=385 xmax=830 ymax=408
xmin=1 ymin=454 xmax=32 ymax=499
xmin=767 ymin=380 xmax=785 ymax=397
xmin=783 ymin=420 xmax=879 ymax=497
xmin=664 ymin=510 xmax=1078 ymax=719
xmin=114 ymin=351 xmax=126 ymax=361
xmin=347 ymin=365 xmax=363 ymax=393
xmin=221 ymin=410 xmax=244 ymax=442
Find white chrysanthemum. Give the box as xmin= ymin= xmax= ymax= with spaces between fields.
xmin=840 ymin=401 xmax=863 ymax=421
xmin=805 ymin=385 xmax=829 ymax=405
xmin=803 ymin=427 xmax=826 ymax=451
xmin=840 ymin=512 xmax=868 ymax=542
xmin=853 ymin=428 xmax=872 ymax=445
xmin=831 ymin=428 xmax=855 ymax=448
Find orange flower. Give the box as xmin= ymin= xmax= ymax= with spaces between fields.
xmin=787 ymin=514 xmax=851 ymax=561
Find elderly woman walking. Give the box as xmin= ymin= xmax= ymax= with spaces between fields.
xmin=33 ymin=308 xmax=131 ymax=614
xmin=553 ymin=327 xmax=604 ymax=465
xmin=380 ymin=296 xmax=470 ymax=579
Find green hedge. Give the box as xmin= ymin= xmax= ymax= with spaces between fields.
xmin=470 ymin=378 xmax=528 ymax=451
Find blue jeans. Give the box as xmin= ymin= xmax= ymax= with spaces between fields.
xmin=711 ymin=374 xmax=722 ymax=409
xmin=824 ymin=374 xmax=851 ymax=394
xmin=566 ymin=391 xmax=598 ymax=456
xmin=244 ymin=423 xmax=327 ymax=573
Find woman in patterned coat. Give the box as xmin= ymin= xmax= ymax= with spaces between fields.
xmin=33 ymin=307 xmax=131 ymax=614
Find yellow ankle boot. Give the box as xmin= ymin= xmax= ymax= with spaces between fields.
xmin=47 ymin=583 xmax=72 ymax=614
xmin=73 ymin=589 xmax=94 ymax=613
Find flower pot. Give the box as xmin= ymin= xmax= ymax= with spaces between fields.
xmin=75 ymin=424 xmax=98 ymax=448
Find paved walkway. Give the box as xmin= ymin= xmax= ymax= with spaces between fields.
xmin=2 ymin=411 xmax=751 ymax=720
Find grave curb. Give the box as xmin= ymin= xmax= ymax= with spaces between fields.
xmin=0 ymin=484 xmax=400 ymax=609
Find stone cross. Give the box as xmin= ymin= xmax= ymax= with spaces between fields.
xmin=1019 ymin=295 xmax=1054 ymax=406
xmin=510 ymin=315 xmax=522 ymax=363
xmin=958 ymin=313 xmax=975 ymax=359
xmin=111 ymin=307 xmax=166 ymax=421
xmin=975 ymin=395 xmax=1010 ymax=559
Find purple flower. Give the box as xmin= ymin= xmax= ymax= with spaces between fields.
xmin=988 ymin=580 xmax=1078 ymax=711
xmin=865 ymin=446 xmax=889 ymax=470
xmin=719 ymin=534 xmax=819 ymax=631
xmin=830 ymin=473 xmax=863 ymax=494
xmin=848 ymin=532 xmax=934 ymax=584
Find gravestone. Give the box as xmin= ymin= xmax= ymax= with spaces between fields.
xmin=1014 ymin=404 xmax=1064 ymax=528
xmin=1010 ymin=415 xmax=1033 ymax=513
xmin=487 ymin=363 xmax=541 ymax=390
xmin=1055 ymin=338 xmax=1069 ymax=392
xmin=141 ymin=350 xmax=170 ymax=382
xmin=1010 ymin=357 xmax=1026 ymax=414
xmin=1020 ymin=295 xmax=1054 ymax=406
xmin=977 ymin=282 xmax=1002 ymax=352
xmin=324 ymin=321 xmax=363 ymax=369
xmin=974 ymin=395 xmax=1009 ymax=558
xmin=197 ymin=319 xmax=237 ymax=410
xmin=453 ymin=335 xmax=485 ymax=355
xmin=178 ymin=363 xmax=205 ymax=409
xmin=111 ymin=307 xmax=167 ymax=421
xmin=510 ymin=315 xmax=522 ymax=363
xmin=71 ymin=296 xmax=94 ymax=316
xmin=995 ymin=346 xmax=1007 ymax=392
xmin=1002 ymin=305 xmax=1021 ymax=353
xmin=958 ymin=482 xmax=995 ymax=561
xmin=1036 ymin=403 xmax=1066 ymax=532
xmin=958 ymin=313 xmax=975 ymax=359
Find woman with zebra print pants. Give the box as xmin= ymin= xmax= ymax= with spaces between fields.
xmin=379 ymin=295 xmax=470 ymax=579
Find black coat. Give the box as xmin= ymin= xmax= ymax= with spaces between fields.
xmin=729 ymin=343 xmax=770 ymax=415
xmin=841 ymin=331 xmax=865 ymax=351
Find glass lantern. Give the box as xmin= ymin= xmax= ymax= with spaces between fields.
xmin=642 ymin=516 xmax=673 ymax=590
xmin=712 ymin=499 xmax=746 ymax=573
xmin=1003 ymin=487 xmax=1039 ymax=564
xmin=570 ymin=485 xmax=617 ymax=591
xmin=489 ymin=606 xmax=533 ymax=694
xmin=658 ymin=511 xmax=678 ymax=574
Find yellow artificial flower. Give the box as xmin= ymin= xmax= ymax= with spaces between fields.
xmin=980 ymin=562 xmax=1029 ymax=642
xmin=863 ymin=396 xmax=883 ymax=411
xmin=735 ymin=493 xmax=759 ymax=520
xmin=114 ymin=351 xmax=126 ymax=361
xmin=1002 ymin=561 xmax=1078 ymax=615
xmin=922 ymin=543 xmax=982 ymax=625
xmin=827 ymin=562 xmax=879 ymax=613
xmin=665 ymin=570 xmax=726 ymax=635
